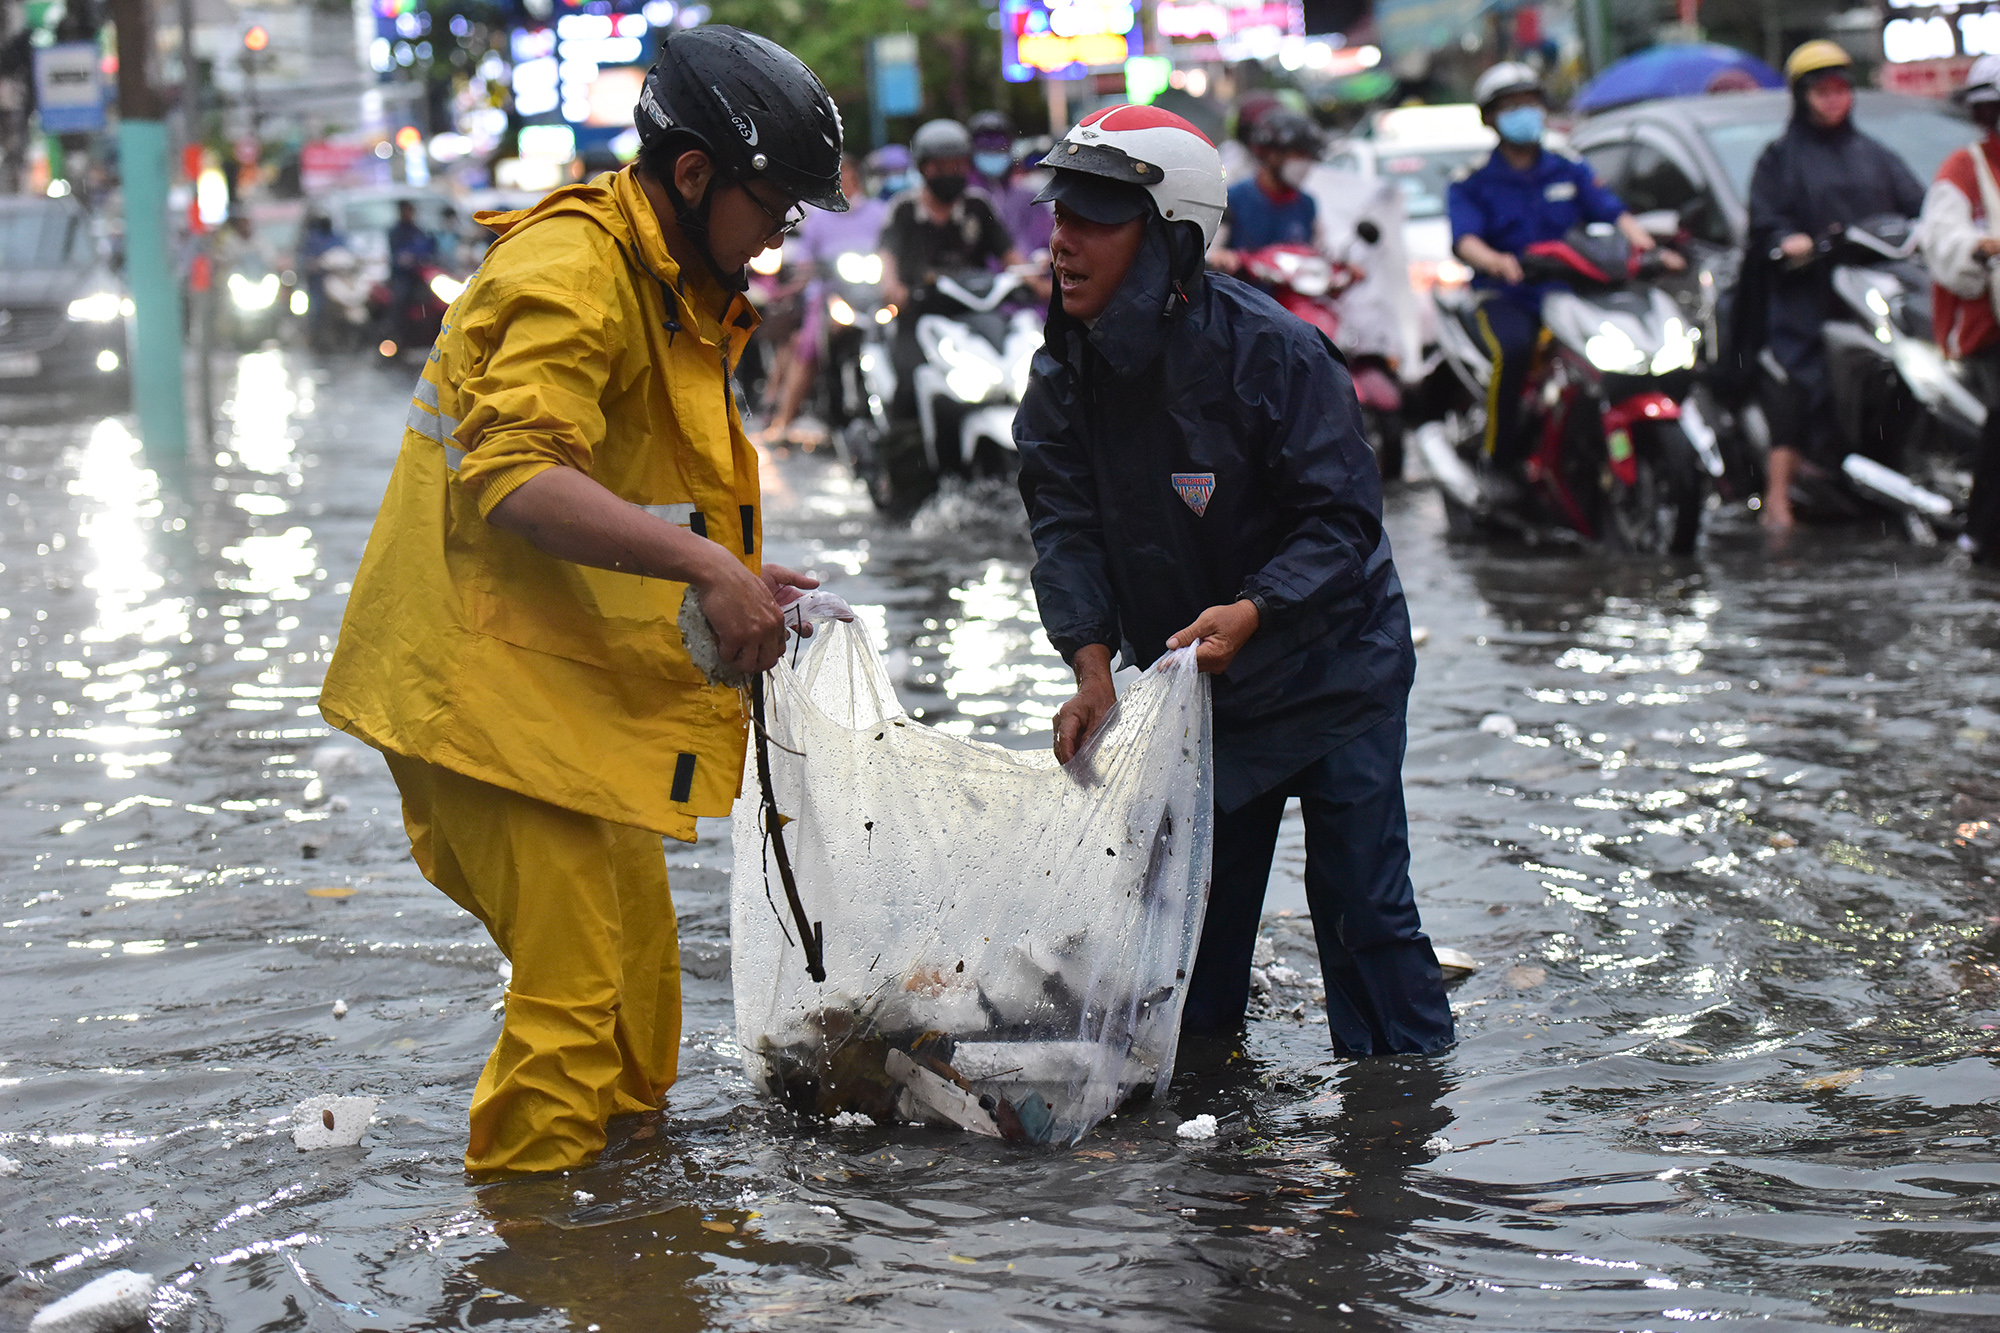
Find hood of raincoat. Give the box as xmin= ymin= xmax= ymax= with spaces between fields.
xmin=322 ymin=166 xmax=765 ymax=840
xmin=1017 ymin=211 xmax=1414 ymax=810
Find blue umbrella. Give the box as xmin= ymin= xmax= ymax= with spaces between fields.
xmin=1574 ymin=43 xmax=1783 ymax=114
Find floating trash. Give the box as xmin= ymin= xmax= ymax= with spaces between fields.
xmin=1176 ymin=1115 xmax=1218 ymax=1141
xmin=29 ymin=1270 xmax=155 ymax=1333
xmin=291 ymin=1095 xmax=377 ymax=1149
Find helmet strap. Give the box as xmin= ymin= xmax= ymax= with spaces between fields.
xmin=664 ymin=162 xmax=751 ymax=293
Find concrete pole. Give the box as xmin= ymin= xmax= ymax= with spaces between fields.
xmin=110 ymin=0 xmax=187 ymax=455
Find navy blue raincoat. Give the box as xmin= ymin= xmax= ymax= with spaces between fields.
xmin=1015 ymin=213 xmax=1415 ymax=813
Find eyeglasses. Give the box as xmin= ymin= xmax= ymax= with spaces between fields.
xmin=739 ymin=180 xmax=806 ymax=241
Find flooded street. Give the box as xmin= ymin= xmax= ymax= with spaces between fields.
xmin=4 ymin=348 xmax=2000 ymax=1331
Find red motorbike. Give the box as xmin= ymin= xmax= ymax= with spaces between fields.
xmin=367 ymin=260 xmax=460 ymax=361
xmin=1238 ymin=232 xmax=1406 ymax=479
xmin=1425 ymin=226 xmax=1707 ymax=555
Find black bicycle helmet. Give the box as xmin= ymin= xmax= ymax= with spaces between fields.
xmin=635 ymin=25 xmax=847 ymax=212
xmin=1247 ymin=108 xmax=1324 ymax=157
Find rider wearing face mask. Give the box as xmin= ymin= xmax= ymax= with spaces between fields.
xmin=1447 ymin=63 xmax=1675 ymax=485
xmin=1207 ymin=108 xmax=1325 ymax=274
xmin=878 ymin=118 xmax=1032 ymax=421
xmin=969 ymin=108 xmax=1054 ymax=257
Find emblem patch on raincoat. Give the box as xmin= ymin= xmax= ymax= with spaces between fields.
xmin=1171 ymin=472 xmax=1215 ymax=517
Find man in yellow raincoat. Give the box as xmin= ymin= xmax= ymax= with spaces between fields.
xmin=320 ymin=27 xmax=849 ymax=1174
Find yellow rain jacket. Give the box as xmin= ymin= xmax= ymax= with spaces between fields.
xmin=321 ymin=167 xmax=762 ymax=840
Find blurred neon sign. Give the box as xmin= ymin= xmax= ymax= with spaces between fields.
xmin=1002 ymin=0 xmax=1141 ymax=81
xmin=1156 ymin=0 xmax=1298 ymax=38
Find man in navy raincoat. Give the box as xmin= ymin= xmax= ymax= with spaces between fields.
xmin=1014 ymin=105 xmax=1455 ymax=1057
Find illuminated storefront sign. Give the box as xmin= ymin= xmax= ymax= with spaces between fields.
xmin=1881 ymin=0 xmax=2000 ymax=90
xmin=1155 ymin=1 xmax=1296 ymax=39
xmin=1002 ymin=0 xmax=1141 ymax=82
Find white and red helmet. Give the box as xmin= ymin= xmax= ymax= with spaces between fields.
xmin=1033 ymin=104 xmax=1228 ymax=248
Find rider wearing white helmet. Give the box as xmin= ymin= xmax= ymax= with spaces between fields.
xmin=877 ymin=117 xmax=1040 ymax=421
xmin=1019 ymin=105 xmax=1457 ymax=1058
xmin=1447 ymin=61 xmax=1675 ymax=483
xmin=1921 ymin=52 xmax=2000 ymax=561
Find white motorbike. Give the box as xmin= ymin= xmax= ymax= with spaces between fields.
xmin=859 ymin=266 xmax=1040 ymax=511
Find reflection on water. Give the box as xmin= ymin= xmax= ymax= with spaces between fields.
xmin=1 ymin=364 xmax=1998 ymax=1330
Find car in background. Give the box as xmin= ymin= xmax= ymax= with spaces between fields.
xmin=0 ymin=193 xmax=130 ymax=399
xmin=1328 ymin=104 xmax=1498 ymax=302
xmin=306 ymin=187 xmax=469 ymax=280
xmin=1569 ymin=89 xmax=1971 ymax=501
xmin=1569 ymin=89 xmax=1967 ymax=262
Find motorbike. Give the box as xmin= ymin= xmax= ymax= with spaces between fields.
xmin=815 ymin=250 xmax=898 ymax=469
xmin=1730 ymin=216 xmax=1981 ymax=544
xmin=298 ymin=245 xmax=372 ymax=353
xmin=855 ymin=267 xmax=1040 ymax=511
xmin=217 ymin=259 xmax=286 ymax=351
xmin=1236 ymin=221 xmax=1406 ymax=480
xmin=368 ymin=259 xmax=462 ymax=361
xmin=1424 ymin=224 xmax=1708 ymax=555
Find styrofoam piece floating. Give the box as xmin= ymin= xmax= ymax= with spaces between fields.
xmin=291 ymin=1095 xmax=377 ymax=1149
xmin=29 ymin=1269 xmax=155 ymax=1333
xmin=1176 ymin=1114 xmax=1218 ymax=1141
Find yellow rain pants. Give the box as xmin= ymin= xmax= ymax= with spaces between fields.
xmin=387 ymin=752 xmax=680 ymax=1175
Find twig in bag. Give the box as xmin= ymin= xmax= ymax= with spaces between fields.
xmin=752 ymin=674 xmax=826 ymax=983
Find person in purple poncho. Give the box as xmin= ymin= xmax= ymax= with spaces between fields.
xmin=758 ymin=154 xmax=891 ymax=445
xmin=970 ymin=110 xmax=1054 ymax=258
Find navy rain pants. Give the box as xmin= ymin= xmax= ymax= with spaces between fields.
xmin=1181 ymin=713 xmax=1456 ymax=1056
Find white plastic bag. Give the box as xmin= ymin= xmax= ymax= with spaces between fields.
xmin=731 ymin=616 xmax=1212 ymax=1145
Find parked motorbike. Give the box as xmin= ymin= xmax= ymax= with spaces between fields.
xmin=1423 ymin=225 xmax=1707 ymax=555
xmin=1730 ymin=216 xmax=1981 ymax=544
xmin=855 ymin=267 xmax=1039 ymax=511
xmin=1237 ymin=221 xmax=1406 ymax=479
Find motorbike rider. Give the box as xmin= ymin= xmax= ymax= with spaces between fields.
xmin=386 ymin=199 xmax=438 ymax=336
xmin=1207 ymin=108 xmax=1325 ymax=273
xmin=319 ymin=26 xmax=843 ymax=1175
xmin=1446 ymin=62 xmax=1677 ymax=488
xmin=970 ymin=109 xmax=1054 ymax=256
xmin=1922 ymin=52 xmax=2000 ymax=564
xmin=759 ymin=153 xmax=890 ymax=445
xmin=295 ymin=212 xmax=346 ymax=348
xmin=1746 ymin=40 xmax=1924 ymax=532
xmin=1016 ymin=104 xmax=1455 ymax=1058
xmin=878 ymin=118 xmax=1037 ymax=421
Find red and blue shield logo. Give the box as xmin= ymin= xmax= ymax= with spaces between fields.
xmin=1171 ymin=472 xmax=1215 ymax=517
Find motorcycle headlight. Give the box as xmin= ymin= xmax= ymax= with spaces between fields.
xmin=429 ymin=272 xmax=467 ymax=304
xmin=835 ymin=251 xmax=882 ymax=285
xmin=229 ymin=272 xmax=280 ymax=310
xmin=921 ymin=322 xmax=1007 ymax=402
xmin=1583 ymin=321 xmax=1645 ymax=373
xmin=1648 ymin=316 xmax=1699 ymax=375
xmin=828 ymin=295 xmax=856 ymax=326
xmin=66 ymin=291 xmax=122 ymax=322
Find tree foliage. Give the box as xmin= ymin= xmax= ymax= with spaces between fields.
xmin=705 ymin=0 xmax=1047 ymax=142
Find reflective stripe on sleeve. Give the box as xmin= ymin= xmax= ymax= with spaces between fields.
xmin=640 ymin=502 xmax=699 ymax=526
xmin=406 ymin=401 xmax=464 ymax=470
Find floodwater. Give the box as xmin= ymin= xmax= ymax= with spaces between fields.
xmin=3 ymin=348 xmax=1999 ymax=1332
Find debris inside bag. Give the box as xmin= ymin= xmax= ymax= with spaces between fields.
xmin=733 ymin=617 xmax=1213 ymax=1147
xmin=28 ymin=1270 xmax=155 ymax=1333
